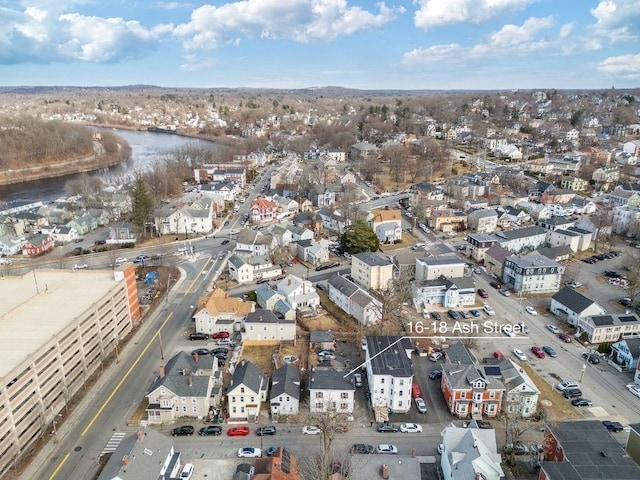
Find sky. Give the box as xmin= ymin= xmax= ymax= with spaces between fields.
xmin=0 ymin=0 xmax=639 ymax=90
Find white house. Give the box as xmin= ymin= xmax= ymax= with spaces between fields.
xmin=276 ymin=275 xmax=320 ymax=311
xmin=440 ymin=423 xmax=504 ymax=480
xmin=415 ymin=254 xmax=466 ymax=283
xmin=576 ymin=313 xmax=640 ymax=344
xmin=550 ymin=287 xmax=607 ymax=327
xmin=502 ymin=254 xmax=564 ymax=294
xmin=270 ymin=364 xmax=301 ymax=418
xmin=309 ymin=368 xmax=355 ymax=414
xmin=351 ymin=252 xmax=394 ymax=291
xmin=499 ymin=359 xmax=540 ymax=418
xmin=327 ymin=274 xmax=382 ymax=326
xmin=611 ymin=338 xmax=640 ymax=371
xmin=192 ymin=288 xmax=255 ymax=335
xmin=235 ymin=229 xmax=275 ymax=256
xmin=227 ymin=360 xmax=267 ymax=422
xmin=243 ymin=309 xmax=296 ymax=342
xmin=412 ymin=276 xmax=476 ymax=310
xmin=153 ymin=198 xmax=216 ymax=235
xmin=227 ymin=254 xmax=281 ymax=284
xmin=367 ymin=209 xmax=402 ymax=243
xmin=365 ymin=336 xmax=413 ymax=414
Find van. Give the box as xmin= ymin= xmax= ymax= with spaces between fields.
xmin=411 ymin=382 xmax=422 ymax=398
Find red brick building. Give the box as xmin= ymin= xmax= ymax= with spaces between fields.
xmin=21 ymin=233 xmax=54 ymax=257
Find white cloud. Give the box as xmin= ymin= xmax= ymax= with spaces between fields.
xmin=0 ymin=3 xmax=159 ymax=64
xmin=598 ymin=52 xmax=640 ymax=78
xmin=173 ymin=0 xmax=400 ymax=50
xmin=559 ymin=22 xmax=574 ymax=38
xmin=590 ymin=0 xmax=640 ymax=43
xmin=402 ymin=16 xmax=553 ymax=66
xmin=180 ymin=54 xmax=216 ymax=71
xmin=413 ymin=0 xmax=537 ymax=30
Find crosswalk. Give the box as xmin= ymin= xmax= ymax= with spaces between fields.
xmin=101 ymin=432 xmax=127 ymax=456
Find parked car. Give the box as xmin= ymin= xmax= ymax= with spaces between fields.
xmin=302 ymin=425 xmax=321 ymax=435
xmin=602 ymin=420 xmax=624 ymax=432
xmin=73 ymin=263 xmax=88 ymax=270
xmin=565 ymin=280 xmax=583 ymax=288
xmin=513 ymin=349 xmax=527 ymax=361
xmin=530 ymin=346 xmax=545 ymax=359
xmin=582 ymin=352 xmax=600 ymax=364
xmin=256 ymin=425 xmax=277 ymax=436
xmin=571 ymin=397 xmax=593 ymax=407
xmin=172 ymin=425 xmax=194 ymax=436
xmin=546 ymin=325 xmax=560 ymax=334
xmin=199 ymin=426 xmax=222 ymax=436
xmin=228 ymin=426 xmax=250 ymax=436
xmin=221 ymin=239 xmax=230 ymax=245
xmin=400 ymin=423 xmax=423 ymax=433
xmin=414 ymin=398 xmax=427 ymax=414
xmin=411 ymin=383 xmax=422 ymax=398
xmin=376 ymin=444 xmax=398 ymax=454
xmin=217 ymin=338 xmax=233 ymax=345
xmin=180 ymin=463 xmax=194 ymax=480
xmin=525 ymin=306 xmax=538 ymax=315
xmin=556 ymin=381 xmax=579 ymax=391
xmin=493 ymin=351 xmax=505 ymax=360
xmin=469 ymin=309 xmax=481 ymax=318
xmin=563 ymin=388 xmax=583 ymax=399
xmin=482 ymin=304 xmax=495 ymax=316
xmin=237 ymin=447 xmax=261 ymax=458
xmin=558 ymin=332 xmax=572 ymax=343
xmin=377 ymin=423 xmax=399 ymax=433
xmin=265 ymin=446 xmax=279 ymax=457
xmin=542 ymin=346 xmax=558 ymax=358
xmin=191 ymin=348 xmax=210 ymax=356
xmin=431 ymin=311 xmax=442 ymax=321
xmin=429 ymin=369 xmax=442 ymax=380
xmin=489 ymin=281 xmax=502 ymax=289
xmin=354 ymin=373 xmax=363 ymax=388
xmin=626 ymin=384 xmax=640 ymax=398
xmin=447 ymin=310 xmax=459 ymax=320
xmin=619 ymin=297 xmax=633 ymax=307
xmin=351 ymin=443 xmax=375 ymax=454
xmin=499 ymin=288 xmax=511 ymax=297
xmin=189 ymin=332 xmax=209 ymax=341
xmin=429 ymin=351 xmax=443 ymax=362
xmin=211 ymin=331 xmax=230 ymax=339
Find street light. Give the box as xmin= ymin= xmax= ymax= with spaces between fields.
xmin=114 ymin=334 xmax=120 ymax=364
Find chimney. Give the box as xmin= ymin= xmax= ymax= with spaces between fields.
xmin=288 ymin=278 xmax=292 ymax=286
xmin=122 ymin=455 xmax=130 ymax=466
xmin=137 ymin=430 xmax=145 ymax=441
xmin=188 ymin=375 xmax=193 ymax=387
xmin=182 ymin=367 xmax=187 ymax=376
xmin=473 ymin=438 xmax=478 ymax=448
xmin=159 ymin=365 xmax=165 ymax=378
xmin=194 ymin=352 xmax=199 ymax=362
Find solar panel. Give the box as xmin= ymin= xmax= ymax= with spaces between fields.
xmin=484 ymin=366 xmax=501 ymax=376
xmin=619 ymin=315 xmax=637 ymax=323
xmin=281 ymin=448 xmax=291 ymax=473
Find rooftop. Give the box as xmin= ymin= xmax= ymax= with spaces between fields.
xmin=366 ymin=336 xmax=413 ymax=377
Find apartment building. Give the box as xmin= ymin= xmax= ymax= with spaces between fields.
xmin=0 ymin=266 xmax=140 ymax=477
xmin=351 ymin=252 xmax=394 ymax=291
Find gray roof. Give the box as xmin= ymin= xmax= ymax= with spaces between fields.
xmin=237 ymin=228 xmax=260 ymax=244
xmin=485 ymin=244 xmax=511 ymax=262
xmin=230 ymin=360 xmax=264 ymax=395
xmin=245 ymin=309 xmax=289 ymax=324
xmin=537 ymin=245 xmax=574 ymax=260
xmin=618 ymin=337 xmax=640 ymax=358
xmin=552 ymin=287 xmax=598 ymax=314
xmin=270 ymin=364 xmax=301 ymax=400
xmin=366 ymin=336 xmax=413 ymax=377
xmin=441 ymin=425 xmax=503 ymax=480
xmin=444 ymin=341 xmax=476 ymax=365
xmin=505 ymin=254 xmax=561 ymax=269
xmin=228 ymin=253 xmax=247 ymax=269
xmin=540 ymin=420 xmax=640 ymax=480
xmin=353 ymin=252 xmax=392 ymax=267
xmin=495 ymin=225 xmax=546 ymax=240
xmin=309 ymin=368 xmax=355 ymax=391
xmin=327 ymin=274 xmax=359 ymax=297
xmin=418 ymin=253 xmax=465 ymax=267
xmin=442 ymin=363 xmax=505 ymax=391
xmin=310 ymin=331 xmax=335 ymax=343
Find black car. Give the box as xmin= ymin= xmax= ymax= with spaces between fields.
xmin=429 ymin=369 xmax=442 ymax=380
xmin=172 ymin=425 xmax=194 ymax=436
xmin=199 ymin=425 xmax=222 ymax=436
xmin=602 ymin=420 xmax=624 ymax=432
xmin=265 ymin=446 xmax=280 ymax=457
xmin=256 ymin=425 xmax=277 ymax=436
xmin=351 ymin=443 xmax=375 ymax=454
xmin=489 ymin=281 xmax=502 ymax=289
xmin=571 ymin=397 xmax=593 ymax=407
xmin=224 ymin=220 xmax=230 ymax=226
xmin=221 ymin=239 xmax=230 ymax=245
xmin=328 ymin=262 xmax=340 ymax=268
xmin=191 ymin=348 xmax=210 ymax=356
xmin=620 ymin=297 xmax=633 ymax=307
xmin=189 ymin=332 xmax=209 ymax=341
xmin=447 ymin=310 xmax=460 ymax=320
xmin=563 ymin=388 xmax=583 ymax=399
xmin=377 ymin=423 xmax=399 ymax=433
xmin=256 ymin=278 xmax=269 ymax=284
xmin=582 ymin=352 xmax=600 ymax=364
xmin=315 ymin=265 xmax=329 ymax=271
xmin=210 ymin=347 xmax=229 ymax=355
xmin=431 ymin=311 xmax=442 ymax=321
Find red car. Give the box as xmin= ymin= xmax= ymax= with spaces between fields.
xmin=227 ymin=426 xmax=250 ymax=436
xmin=211 ymin=331 xmax=230 ymax=339
xmin=493 ymin=351 xmax=505 ymax=360
xmin=477 ymin=288 xmax=489 ymax=299
xmin=531 ymin=346 xmax=545 ymax=358
xmin=558 ymin=333 xmax=572 ymax=343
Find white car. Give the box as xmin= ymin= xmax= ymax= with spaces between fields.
xmin=376 ymin=444 xmax=398 ymax=454
xmin=361 ymin=338 xmax=367 ymax=351
xmin=429 ymin=351 xmax=443 ymax=362
xmin=566 ymin=281 xmax=583 ymax=288
xmin=237 ymin=447 xmax=261 ymax=458
xmin=513 ymin=348 xmax=527 ymax=361
xmin=216 ymin=338 xmax=232 ymax=346
xmin=483 ymin=305 xmax=495 ymax=316
xmin=302 ymin=425 xmax=321 ymax=435
xmin=400 ymin=423 xmax=423 ymax=433
xmin=525 ymin=306 xmax=537 ymax=316
xmin=546 ymin=325 xmax=560 ymax=334
xmin=414 ymin=397 xmax=427 ymax=414
xmin=180 ymin=463 xmax=194 ymax=479
xmin=73 ymin=263 xmax=88 ymax=270
xmin=114 ymin=257 xmax=128 ymax=264
xmin=556 ymin=381 xmax=579 ymax=391
xmin=626 ymin=384 xmax=640 ymax=398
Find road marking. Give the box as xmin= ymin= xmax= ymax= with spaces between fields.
xmin=80 ymin=312 xmax=173 ymax=438
xmin=47 ymin=453 xmax=69 ymax=480
xmin=101 ymin=432 xmax=127 ymax=455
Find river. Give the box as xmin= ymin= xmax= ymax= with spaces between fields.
xmin=0 ymin=129 xmax=215 ymax=203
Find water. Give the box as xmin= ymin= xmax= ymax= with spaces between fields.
xmin=0 ymin=128 xmax=215 ymax=203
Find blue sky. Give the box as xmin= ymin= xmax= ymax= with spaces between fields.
xmin=0 ymin=0 xmax=639 ymax=89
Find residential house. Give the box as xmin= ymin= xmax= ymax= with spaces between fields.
xmin=535 ymin=245 xmax=574 ymax=263
xmin=611 ymin=338 xmax=640 ymax=370
xmin=502 ymin=254 xmax=563 ymax=294
xmin=349 ymin=141 xmax=379 ymax=161
xmin=255 ymin=284 xmax=285 ymax=311
xmin=252 ymin=447 xmax=301 ymax=480
xmin=276 ymin=275 xmax=320 ymax=310
xmin=612 ymin=205 xmax=640 ymax=235
xmin=295 ymin=197 xmax=313 ymax=213
xmin=269 ymin=222 xmax=314 ymax=247
xmin=153 ymin=198 xmax=216 ymax=235
xmin=66 ymin=213 xmax=97 ymax=236
xmin=326 ymin=148 xmax=346 ymax=163
xmin=540 ymin=420 xmax=640 ymax=480
xmin=145 ymin=351 xmax=218 ymax=424
xmin=429 ymin=209 xmax=467 ymax=233
xmin=520 ymin=202 xmax=551 ymax=221
xmin=540 ymin=187 xmax=576 ymax=205
xmin=497 ymin=359 xmax=540 ymax=418
xmin=109 ymin=222 xmax=136 ymax=244
xmin=22 ymin=233 xmax=54 ymax=257
xmin=464 ymin=198 xmax=490 ymax=211
xmin=547 ymin=227 xmax=592 ymax=252
xmin=310 ymin=185 xmax=336 ymax=208
xmin=327 ymin=274 xmax=382 ymax=326
xmin=227 ymin=254 xmax=281 ymax=284
xmin=608 ymin=189 xmax=640 ymax=208
xmin=270 ymin=364 xmax=301 ymax=418
xmin=193 ymin=288 xmax=255 ymax=335
xmin=576 ymin=313 xmax=640 ymax=344
xmin=318 ymin=207 xmax=350 ymax=234
xmin=227 ymin=360 xmax=267 ymax=421
xmin=440 ymin=422 xmax=504 ymax=480
xmin=410 ymin=182 xmax=445 ymax=207
xmin=468 ymin=209 xmax=498 ymax=233
xmin=11 ymin=211 xmax=46 ymax=236
xmin=309 ymin=368 xmax=355 ymax=414
xmin=484 ymin=244 xmax=511 ymax=279
xmin=296 ymin=239 xmax=329 ymax=266
xmin=228 ymin=254 xmax=254 ymax=284
xmin=550 ymin=287 xmax=607 ymax=327
xmin=243 ymin=309 xmax=296 ymax=342
xmin=96 ymin=428 xmax=183 ymax=480
xmin=389 ymin=250 xmax=423 ymax=279
xmin=249 ymin=197 xmax=278 ymax=224
xmin=537 ymin=216 xmax=576 ymax=232
xmin=495 ymin=226 xmax=547 ymax=253
xmin=559 ymin=176 xmax=588 ymax=191
xmin=235 ymin=229 xmax=274 ymax=256
xmin=0 ymin=234 xmax=25 ymax=257
xmin=365 ymin=336 xmax=413 ymax=414
xmin=412 ymin=275 xmax=476 ymax=310
xmin=351 ymin=252 xmax=394 ymax=290
xmin=441 ymin=361 xmax=505 ymax=418
xmin=272 ymin=195 xmax=299 ymax=218
xmin=592 ymin=165 xmax=619 ymax=185
xmin=367 ymin=209 xmax=402 ymax=243
xmin=199 ymin=181 xmax=240 ymax=201
xmin=501 ymin=206 xmax=530 ymax=226
xmin=466 ymin=234 xmax=498 ymax=262
xmin=47 ymin=226 xmax=78 ymax=243
xmin=338 ymin=171 xmax=357 ymax=184
xmin=415 ymin=254 xmax=465 ymax=283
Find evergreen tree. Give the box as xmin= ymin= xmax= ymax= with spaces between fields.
xmin=130 ymin=175 xmax=153 ymax=235
xmin=339 ymin=219 xmax=379 ymax=254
